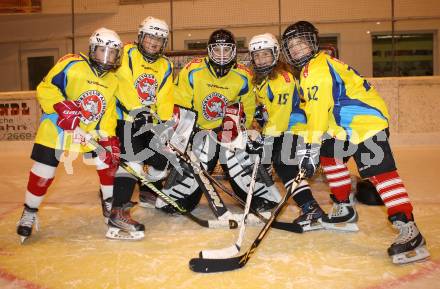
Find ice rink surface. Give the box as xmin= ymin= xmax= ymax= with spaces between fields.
xmin=0 ymin=141 xmax=439 ymax=289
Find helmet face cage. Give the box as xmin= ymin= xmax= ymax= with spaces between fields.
xmin=207 ymin=43 xmax=236 ymax=66
xmin=249 ymin=46 xmax=280 ymax=74
xmin=282 ymin=31 xmax=318 ymax=69
xmin=137 ymin=17 xmax=169 ymax=62
xmin=138 ymin=32 xmax=168 ymax=62
xmin=207 ymin=29 xmax=237 ymax=77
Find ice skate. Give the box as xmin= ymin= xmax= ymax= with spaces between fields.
xmin=106 ymin=202 xmax=145 ymax=240
xmin=322 ymin=194 xmax=359 ymax=232
xmin=100 ymin=190 xmax=112 ymax=224
xmin=16 ymin=204 xmax=39 ymax=244
xmin=251 ymin=197 xmax=277 ymax=213
xmin=293 ymin=201 xmax=324 ymax=232
xmin=388 ymin=213 xmax=430 ymax=264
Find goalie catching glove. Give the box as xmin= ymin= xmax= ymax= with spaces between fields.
xmin=217 ymin=102 xmax=246 ymax=150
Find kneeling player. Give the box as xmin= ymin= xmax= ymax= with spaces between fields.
xmin=16 ymin=28 xmax=122 ymax=243
xmin=281 ymin=20 xmax=430 ymax=264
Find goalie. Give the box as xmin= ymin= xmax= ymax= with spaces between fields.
xmin=155 ymin=29 xmax=281 ymax=214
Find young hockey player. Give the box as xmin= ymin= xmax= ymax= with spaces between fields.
xmin=109 ymin=16 xmax=174 ymax=240
xmin=247 ymin=33 xmax=325 ymax=231
xmin=281 ymin=21 xmax=430 ymax=264
xmin=156 ymin=29 xmax=281 ymax=214
xmin=16 ymin=28 xmax=122 ymax=243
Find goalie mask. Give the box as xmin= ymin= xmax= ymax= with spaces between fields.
xmin=281 ymin=21 xmax=319 ymax=69
xmin=248 ymin=33 xmax=280 ymax=75
xmin=207 ymin=29 xmax=237 ymax=77
xmin=89 ymin=28 xmax=123 ymax=74
xmin=138 ymin=16 xmax=169 ymax=62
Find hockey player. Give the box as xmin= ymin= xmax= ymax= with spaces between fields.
xmin=16 ymin=28 xmax=122 ymax=243
xmin=109 ymin=16 xmax=174 ymax=240
xmin=247 ymin=33 xmax=325 ymax=231
xmin=156 ymin=29 xmax=281 ymax=214
xmin=281 ymin=21 xmax=430 ymax=264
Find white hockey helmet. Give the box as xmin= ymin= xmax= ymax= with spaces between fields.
xmin=88 ymin=27 xmax=123 ymax=73
xmin=248 ymin=33 xmax=280 ymax=75
xmin=137 ymin=16 xmax=169 ymax=61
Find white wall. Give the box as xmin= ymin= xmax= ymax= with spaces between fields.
xmin=0 ymin=0 xmax=439 ymax=91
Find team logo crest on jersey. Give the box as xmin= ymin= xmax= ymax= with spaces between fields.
xmin=202 ymin=92 xmax=228 ymax=121
xmin=135 ymin=73 xmax=158 ymax=105
xmin=78 ymin=90 xmax=106 ymax=124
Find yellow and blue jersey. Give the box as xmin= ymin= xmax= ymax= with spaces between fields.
xmin=297 ymin=52 xmax=390 ymax=144
xmin=174 ymin=57 xmax=255 ymax=130
xmin=254 ymin=70 xmax=306 ymax=136
xmin=35 ymin=53 xmax=118 ymax=152
xmin=115 ymin=43 xmax=174 ymax=121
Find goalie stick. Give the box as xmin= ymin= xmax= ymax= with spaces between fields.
xmin=179 ymin=154 xmax=302 ymax=233
xmin=170 ymin=141 xmax=239 ymax=226
xmin=76 ymin=128 xmax=237 ymax=229
xmin=149 ymin=106 xmax=238 ymax=227
xmin=188 ymin=169 xmax=306 ymax=273
xmin=199 ymin=155 xmax=260 ymax=259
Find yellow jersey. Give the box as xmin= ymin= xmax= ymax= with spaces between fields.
xmin=254 ymin=70 xmax=306 ymax=136
xmin=297 ymin=52 xmax=390 ymax=144
xmin=35 ymin=53 xmax=118 ymax=151
xmin=174 ymin=57 xmax=255 ymax=130
xmin=115 ymin=43 xmax=174 ymax=121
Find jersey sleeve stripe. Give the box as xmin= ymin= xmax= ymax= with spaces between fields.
xmin=51 ymin=60 xmax=81 ymax=99
xmin=158 ymin=60 xmax=172 ymax=91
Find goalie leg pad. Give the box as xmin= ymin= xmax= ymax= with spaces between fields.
xmin=156 ymin=133 xmax=219 ymax=214
xmin=220 ymin=148 xmax=281 ymax=210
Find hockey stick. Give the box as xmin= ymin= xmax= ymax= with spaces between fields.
xmin=182 ymin=154 xmax=302 ymax=233
xmin=188 ymin=169 xmax=306 ymax=273
xmin=76 ymin=128 xmax=236 ymax=229
xmin=200 ymin=155 xmax=260 ymax=259
xmin=148 ymin=107 xmax=239 ymax=227
xmin=170 ymin=141 xmax=238 ymax=225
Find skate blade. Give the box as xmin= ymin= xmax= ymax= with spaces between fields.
xmin=392 ymin=246 xmax=431 ymax=265
xmin=301 ymin=220 xmax=324 ymax=232
xmin=19 ymin=236 xmax=27 ymax=244
xmin=322 ymin=222 xmax=359 ymax=232
xmin=105 ymin=228 xmax=145 ymax=241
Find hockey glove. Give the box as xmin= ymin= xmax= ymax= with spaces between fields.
xmin=53 ymin=100 xmax=82 ymax=130
xmin=133 ymin=108 xmax=153 ymax=132
xmin=297 ymin=143 xmax=320 ymax=178
xmin=246 ymin=135 xmax=265 ymax=156
xmin=98 ymin=136 xmax=121 ymax=170
xmin=254 ymin=104 xmax=268 ymax=128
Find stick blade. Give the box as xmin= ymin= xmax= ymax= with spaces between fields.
xmin=189 ymin=255 xmax=245 ymax=273
xmin=271 ymin=221 xmax=303 ymax=233
xmin=199 ymin=244 xmax=239 ymax=259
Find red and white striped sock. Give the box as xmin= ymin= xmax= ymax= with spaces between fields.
xmin=95 ymin=158 xmax=115 ymax=200
xmin=369 ymin=171 xmax=413 ymax=220
xmin=25 ymin=162 xmax=56 ymax=209
xmin=321 ymin=156 xmax=352 ymax=201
